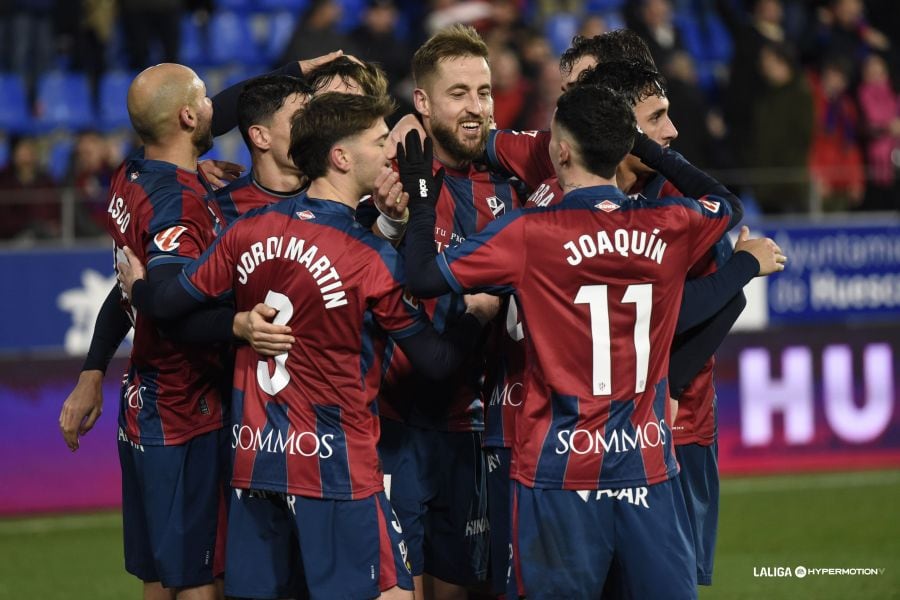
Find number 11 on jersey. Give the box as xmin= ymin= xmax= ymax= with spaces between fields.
xmin=575 ymin=284 xmax=652 ymax=396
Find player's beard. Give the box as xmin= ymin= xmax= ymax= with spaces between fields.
xmin=192 ymin=119 xmax=214 ymax=157
xmin=430 ymin=115 xmax=489 ymax=165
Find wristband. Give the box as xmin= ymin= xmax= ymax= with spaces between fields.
xmin=376 ymin=210 xmax=409 ymax=240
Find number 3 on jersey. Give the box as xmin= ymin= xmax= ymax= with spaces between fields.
xmin=257 ymin=290 xmax=293 ymax=395
xmin=575 ymin=284 xmax=652 ymax=396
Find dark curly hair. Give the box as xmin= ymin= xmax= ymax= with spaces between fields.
xmin=559 ymin=29 xmax=656 ymax=77
xmin=577 ymin=61 xmax=667 ymax=106
xmin=237 ymin=74 xmax=313 ymax=149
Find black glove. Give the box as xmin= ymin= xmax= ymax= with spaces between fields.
xmin=630 ymin=130 xmax=665 ymax=169
xmin=396 ymin=129 xmax=444 ymax=209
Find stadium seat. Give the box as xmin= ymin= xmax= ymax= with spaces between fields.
xmin=257 ymin=0 xmax=309 ymax=11
xmin=338 ymin=0 xmax=365 ymax=32
xmin=0 ymin=73 xmax=33 ymax=134
xmin=544 ymin=13 xmax=580 ymax=57
xmin=263 ymin=11 xmax=298 ymax=62
xmin=208 ymin=11 xmax=263 ymax=66
xmin=47 ymin=136 xmax=75 ymax=182
xmin=704 ymin=15 xmax=733 ymax=64
xmin=34 ymin=72 xmax=93 ymax=131
xmin=180 ymin=15 xmax=208 ymax=67
xmin=214 ymin=0 xmax=254 ymax=13
xmin=98 ymin=71 xmax=134 ymax=131
xmin=0 ymin=137 xmax=8 ymax=169
xmin=585 ymin=0 xmax=626 ymax=12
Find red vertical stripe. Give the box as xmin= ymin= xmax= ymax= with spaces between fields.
xmin=375 ymin=495 xmax=399 ymax=591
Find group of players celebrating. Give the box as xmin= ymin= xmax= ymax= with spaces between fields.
xmin=58 ymin=23 xmax=787 ymax=600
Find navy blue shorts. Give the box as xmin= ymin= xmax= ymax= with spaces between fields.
xmin=485 ymin=446 xmax=512 ymax=595
xmin=118 ymin=427 xmax=224 ymax=588
xmin=510 ymin=479 xmax=696 ymax=599
xmin=224 ymin=489 xmax=412 ymax=599
xmin=676 ymin=442 xmax=719 ymax=586
xmin=378 ymin=418 xmax=488 ymax=585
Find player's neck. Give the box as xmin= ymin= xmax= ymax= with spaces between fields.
xmin=252 ymin=159 xmax=304 ymax=194
xmin=560 ymin=166 xmax=617 ymax=192
xmin=430 ymin=139 xmax=469 ymax=171
xmin=306 ymin=175 xmax=361 ymax=210
xmin=143 ymin=139 xmax=199 ymax=172
xmin=615 ymin=164 xmax=639 ymax=193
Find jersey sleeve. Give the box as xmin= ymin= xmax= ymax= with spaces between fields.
xmin=485 ymin=129 xmax=555 ymax=190
xmin=145 ymin=186 xmax=216 ymax=269
xmin=680 ymin=195 xmax=734 ymax=266
xmin=180 ymin=220 xmax=241 ymax=302
xmin=438 ymin=212 xmax=526 ymax=295
xmin=367 ymin=246 xmax=428 ymax=339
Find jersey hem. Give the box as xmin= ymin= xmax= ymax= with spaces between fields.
xmin=513 ymin=466 xmax=679 ymax=489
xmin=121 ymin=420 xmax=223 ymax=446
xmin=230 ymin=479 xmax=384 ymax=501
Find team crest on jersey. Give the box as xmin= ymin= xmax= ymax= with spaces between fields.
xmin=153 ymin=225 xmax=188 ymax=251
xmin=595 ymin=200 xmax=619 ymax=213
xmin=129 ymin=171 xmax=139 ymax=181
xmin=402 ymin=290 xmax=420 ymax=310
xmin=296 ymin=210 xmax=316 ymax=220
xmin=699 ymin=198 xmax=721 ymax=213
xmin=486 ymin=196 xmax=505 ymax=217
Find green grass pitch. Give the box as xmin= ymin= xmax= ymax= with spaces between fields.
xmin=1 ymin=470 xmax=897 ymax=599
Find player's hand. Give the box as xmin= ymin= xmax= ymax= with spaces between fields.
xmin=384 ymin=114 xmax=427 ymax=160
xmin=464 ymin=293 xmax=502 ymax=325
xmin=233 ymin=304 xmax=294 ymax=356
xmin=298 ymin=50 xmax=362 ymax=76
xmin=396 ymin=130 xmax=444 ymax=209
xmin=629 ymin=131 xmax=664 ymax=168
xmin=198 ymin=159 xmax=244 ymax=189
xmin=734 ymin=226 xmax=787 ymax=276
xmin=373 ymin=166 xmax=409 ymax=220
xmin=59 ymin=370 xmax=104 ymax=452
xmin=669 ymin=397 xmax=679 ymax=429
xmin=117 ymin=246 xmax=146 ymax=299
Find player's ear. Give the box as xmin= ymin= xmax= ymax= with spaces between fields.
xmin=413 ymin=88 xmax=430 ymax=118
xmin=178 ymin=105 xmax=195 ymax=130
xmin=248 ymin=125 xmax=270 ymax=152
xmin=329 ymin=143 xmax=351 ymax=174
xmin=558 ymin=139 xmax=571 ymax=167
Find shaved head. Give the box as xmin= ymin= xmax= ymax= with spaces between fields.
xmin=127 ymin=63 xmax=208 ymax=147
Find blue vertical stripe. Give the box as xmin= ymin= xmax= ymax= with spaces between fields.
xmin=315 ymin=404 xmax=352 ymax=496
xmin=533 ymin=392 xmax=580 ymax=483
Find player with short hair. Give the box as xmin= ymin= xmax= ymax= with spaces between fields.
xmin=306 ymin=55 xmax=390 ymax=97
xmin=115 ymin=91 xmax=500 ymax=600
xmin=400 ymin=81 xmax=745 ymax=597
xmin=100 ymin=63 xmax=231 ymax=600
xmin=376 ymin=24 xmax=525 ymax=600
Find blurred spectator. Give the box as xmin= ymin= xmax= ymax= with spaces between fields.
xmin=55 ymin=0 xmax=116 ymax=97
xmin=425 ymin=0 xmax=492 ymax=35
xmin=491 ymin=48 xmax=532 ymax=129
xmin=66 ymin=130 xmax=116 ymax=236
xmin=858 ymin=52 xmax=900 ymax=211
xmin=0 ymin=136 xmax=60 ymax=240
xmin=517 ymin=28 xmax=554 ymax=80
xmin=717 ymin=0 xmax=786 ymax=168
xmin=746 ymin=42 xmax=813 ymax=213
xmin=351 ymin=0 xmax=410 ymax=88
xmin=280 ymin=0 xmax=357 ymax=63
xmin=579 ymin=14 xmax=608 ymax=39
xmin=120 ymin=0 xmax=182 ymax=71
xmin=625 ymin=0 xmax=685 ymax=67
xmin=522 ymin=58 xmax=562 ymax=130
xmin=807 ymin=55 xmax=865 ymax=211
xmin=1 ymin=0 xmax=55 ymax=92
xmin=664 ymin=50 xmax=728 ymax=169
xmin=800 ymin=0 xmax=890 ymax=76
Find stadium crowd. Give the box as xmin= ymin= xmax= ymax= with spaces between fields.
xmin=0 ymin=0 xmax=897 ymax=243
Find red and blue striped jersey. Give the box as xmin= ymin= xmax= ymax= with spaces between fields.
xmin=436 ymin=185 xmax=732 ymax=489
xmin=182 ymin=194 xmax=426 ymax=499
xmin=214 ymin=172 xmax=298 ymax=226
xmin=378 ymin=158 xmax=523 ymax=432
xmin=105 ymin=153 xmax=226 ymax=446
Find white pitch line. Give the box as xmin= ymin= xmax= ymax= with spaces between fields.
xmin=721 ymin=470 xmax=900 ymax=494
xmin=0 ymin=512 xmax=120 ymax=536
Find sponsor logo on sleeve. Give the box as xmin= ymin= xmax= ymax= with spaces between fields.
xmin=699 ymin=198 xmax=721 ymax=213
xmin=153 ymin=225 xmax=188 ymax=252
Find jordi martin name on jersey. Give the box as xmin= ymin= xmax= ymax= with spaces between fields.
xmin=235 ymin=235 xmax=347 ymax=309
xmin=563 ymin=227 xmax=668 ymax=266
